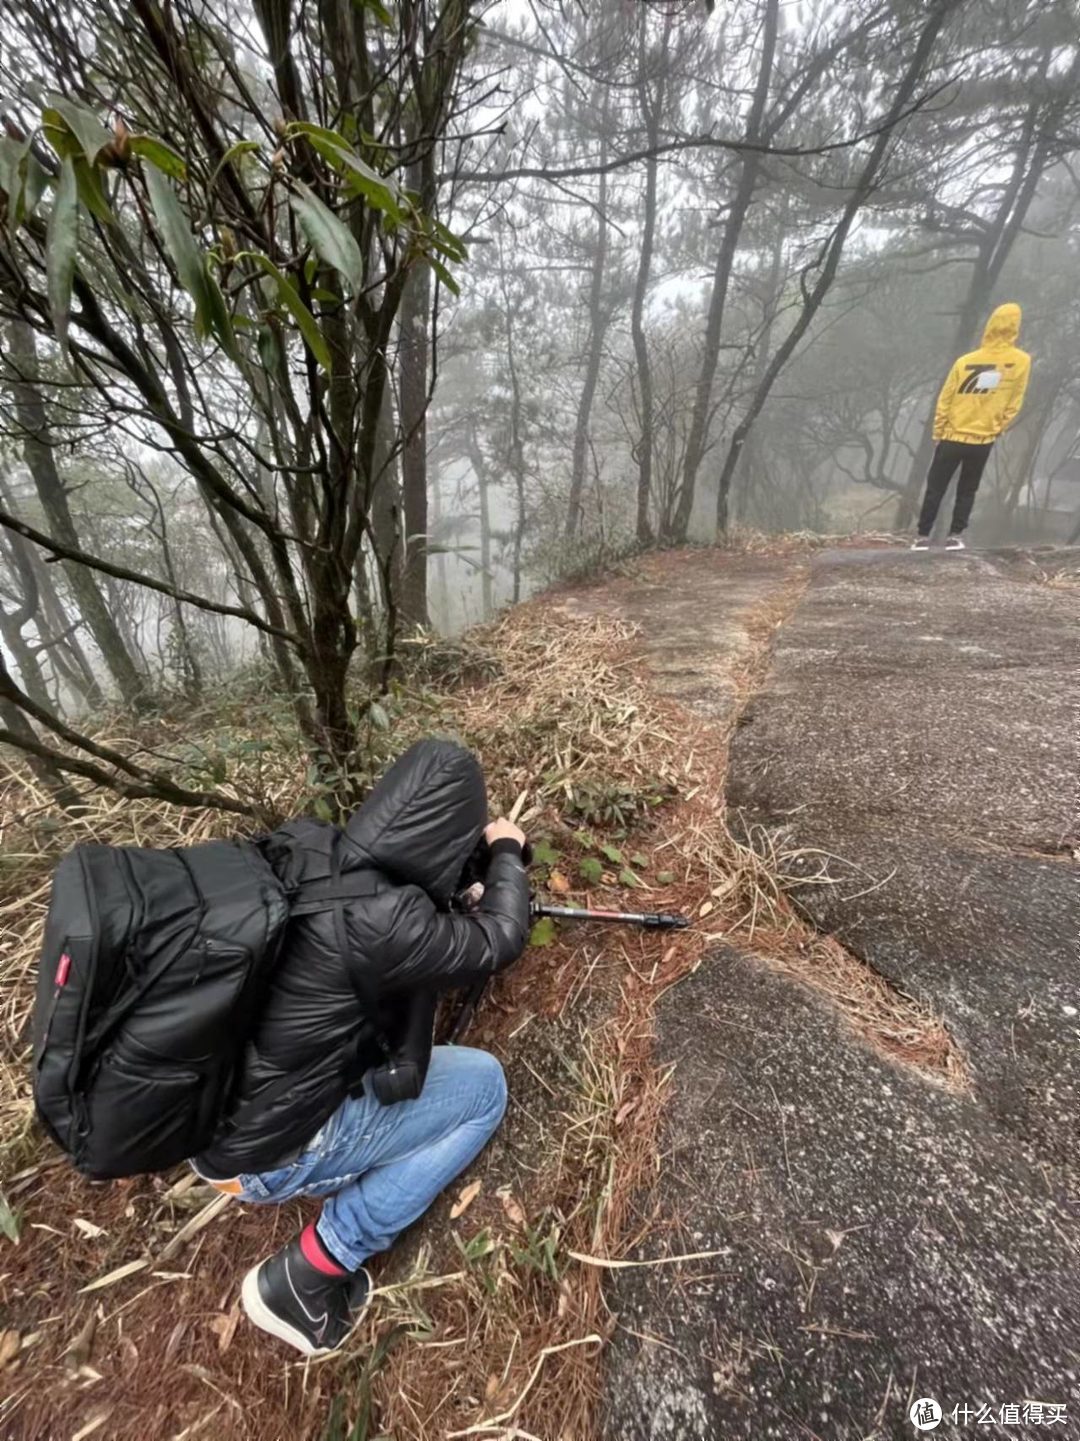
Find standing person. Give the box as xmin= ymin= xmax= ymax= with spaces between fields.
xmin=911 ymin=303 xmax=1031 ymax=550
xmin=192 ymin=739 xmax=532 ymax=1357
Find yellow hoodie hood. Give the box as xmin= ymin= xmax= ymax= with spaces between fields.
xmin=981 ymin=302 xmax=1021 ymax=349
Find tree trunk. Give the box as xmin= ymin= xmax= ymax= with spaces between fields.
xmin=498 ymin=275 xmax=528 ymax=603
xmin=731 ymin=196 xmax=787 ymax=525
xmin=5 ymin=321 xmax=146 ymax=707
xmin=429 ymin=461 xmax=451 ymax=626
xmin=670 ymin=0 xmax=779 ymax=543
xmin=399 ymin=156 xmax=434 ymax=629
xmin=715 ymin=0 xmax=958 ymax=533
xmin=477 ymin=462 xmax=493 ymax=619
xmin=630 ymin=9 xmax=670 ymax=545
xmin=564 ymin=91 xmax=611 ymax=541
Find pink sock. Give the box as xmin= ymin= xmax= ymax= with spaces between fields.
xmin=300 ymin=1221 xmax=347 ymax=1276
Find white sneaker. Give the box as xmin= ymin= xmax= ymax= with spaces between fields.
xmin=910 ymin=538 xmax=929 ymax=551
xmin=945 ymin=535 xmax=965 ymax=550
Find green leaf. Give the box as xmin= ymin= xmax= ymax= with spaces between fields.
xmin=352 ymin=0 xmax=393 ymax=25
xmin=241 ymin=251 xmax=332 ymax=371
xmin=619 ymin=868 xmax=641 ymax=888
xmin=277 ymin=272 xmax=332 ymax=371
xmin=22 ymin=153 xmax=50 ymax=221
xmin=426 ymin=254 xmax=460 ymax=297
xmin=72 ymin=157 xmax=113 ymax=225
xmin=290 ymin=182 xmax=364 ymax=292
xmin=0 ymin=1192 xmax=21 ymax=1244
xmin=289 ymin=124 xmax=403 ymax=219
xmin=46 ymin=157 xmax=79 ymax=361
xmin=432 ymin=218 xmax=468 ymax=262
xmin=531 ymin=840 xmax=560 ymax=868
xmin=599 ymin=843 xmax=623 ymax=864
xmin=1 ymin=136 xmax=30 ymax=242
xmin=460 ymin=1228 xmax=495 ymax=1263
xmin=631 ymin=853 xmax=648 ymax=869
xmin=146 ymin=165 xmax=207 ymax=311
xmin=147 ymin=167 xmax=235 ymax=356
xmin=529 ymin=916 xmax=557 ymax=947
xmin=209 ymin=139 xmax=262 ymax=190
xmin=44 ymin=97 xmax=112 ymax=164
xmin=202 ymin=269 xmax=238 ymax=359
xmin=129 ymin=134 xmax=187 ymax=181
xmin=368 ymin=700 xmax=390 ymax=730
xmin=657 ymin=871 xmax=675 ymax=885
xmin=257 ymin=321 xmax=282 ymax=376
xmin=0 ymin=136 xmax=29 ymax=202
xmin=579 ymin=856 xmax=603 ymax=885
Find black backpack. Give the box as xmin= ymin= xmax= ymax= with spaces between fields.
xmin=31 ymin=839 xmax=292 ymax=1180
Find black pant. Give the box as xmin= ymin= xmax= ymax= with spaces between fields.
xmin=917 ymin=440 xmax=992 ymax=537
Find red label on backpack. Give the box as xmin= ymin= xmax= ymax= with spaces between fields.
xmin=55 ymin=952 xmax=72 ymax=987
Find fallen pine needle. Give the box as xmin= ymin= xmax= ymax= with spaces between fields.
xmin=567 ymin=1247 xmax=730 ymax=1270
xmin=446 ymin=1335 xmax=603 ymax=1436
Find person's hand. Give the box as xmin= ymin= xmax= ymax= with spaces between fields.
xmin=485 ymin=818 xmax=526 ymax=848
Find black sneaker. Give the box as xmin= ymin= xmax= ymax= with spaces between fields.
xmin=910 ymin=537 xmax=930 ymax=550
xmin=241 ymin=1236 xmax=371 ymax=1356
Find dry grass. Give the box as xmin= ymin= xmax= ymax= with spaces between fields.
xmin=0 ymin=543 xmax=964 ymax=1441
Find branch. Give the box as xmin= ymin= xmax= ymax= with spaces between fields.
xmin=0 ymin=726 xmax=253 ymax=814
xmin=0 ymin=657 xmax=254 ymax=814
xmin=0 ymin=507 xmax=303 ymax=647
xmin=448 ymin=87 xmax=952 ymax=185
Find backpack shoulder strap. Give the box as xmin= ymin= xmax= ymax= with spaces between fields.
xmin=290 ymin=836 xmax=391 ymax=1057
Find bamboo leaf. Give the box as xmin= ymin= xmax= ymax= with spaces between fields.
xmin=77 ymin=1257 xmax=151 ymax=1294
xmin=129 ymin=134 xmax=187 ymax=181
xmin=46 ymin=157 xmax=79 ymax=361
xmin=43 ymin=97 xmax=113 ymax=164
xmin=0 ymin=1192 xmax=21 ymax=1244
xmin=290 ymin=182 xmax=364 ymax=293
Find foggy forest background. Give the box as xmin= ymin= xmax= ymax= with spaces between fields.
xmin=1 ymin=0 xmax=1079 ymax=806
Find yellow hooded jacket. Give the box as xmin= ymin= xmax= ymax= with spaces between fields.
xmin=933 ymin=303 xmax=1031 ymax=445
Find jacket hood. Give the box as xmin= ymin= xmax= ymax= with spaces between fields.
xmin=343 ymin=739 xmax=488 ymax=906
xmin=982 ymin=303 xmax=1021 ymax=348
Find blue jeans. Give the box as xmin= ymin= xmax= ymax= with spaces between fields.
xmin=230 ymin=1046 xmax=506 ymax=1272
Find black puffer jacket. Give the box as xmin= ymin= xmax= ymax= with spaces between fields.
xmin=195 ymin=740 xmax=530 ymax=1177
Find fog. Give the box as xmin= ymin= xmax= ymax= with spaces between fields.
xmin=0 ymin=0 xmax=1077 ymax=733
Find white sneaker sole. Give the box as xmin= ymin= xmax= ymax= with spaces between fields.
xmin=241 ymin=1263 xmax=328 ymax=1356
xmin=240 ymin=1262 xmax=372 ymax=1358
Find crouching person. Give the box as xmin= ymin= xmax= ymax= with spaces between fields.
xmin=191 ymin=740 xmax=531 ymax=1356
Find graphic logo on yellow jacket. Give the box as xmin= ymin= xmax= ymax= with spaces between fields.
xmin=933 ymin=303 xmax=1031 ymax=446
